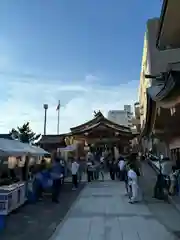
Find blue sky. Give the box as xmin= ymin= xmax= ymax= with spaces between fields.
xmin=0 ymin=0 xmax=162 ymax=134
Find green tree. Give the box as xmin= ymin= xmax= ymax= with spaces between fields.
xmin=10 ymin=122 xmax=41 ymax=144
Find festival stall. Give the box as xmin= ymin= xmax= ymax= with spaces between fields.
xmin=0 ymin=138 xmax=49 ymax=230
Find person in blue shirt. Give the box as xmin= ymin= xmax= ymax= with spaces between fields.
xmin=51 ymin=157 xmax=63 ymax=203
xmin=60 ymin=159 xmax=66 ymax=184
xmin=34 ymin=165 xmax=44 ymax=201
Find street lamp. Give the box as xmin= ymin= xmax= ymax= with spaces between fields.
xmin=43 ymin=104 xmax=48 ymax=135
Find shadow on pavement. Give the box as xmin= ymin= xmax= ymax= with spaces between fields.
xmin=0 ymin=182 xmax=85 ymax=240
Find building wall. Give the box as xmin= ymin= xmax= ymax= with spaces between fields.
xmin=169 ymin=138 xmax=180 ymax=150
xmin=108 ymin=105 xmax=133 ymax=127
xmin=108 ymin=110 xmax=129 ymax=127
xmin=138 ymin=32 xmax=151 ymax=128
xmin=147 ymin=18 xmax=180 ymax=75
xmin=139 ymin=17 xmax=180 ymax=157
xmin=124 ymin=105 xmax=131 ymax=113
xmin=139 ymin=18 xmax=180 ymax=130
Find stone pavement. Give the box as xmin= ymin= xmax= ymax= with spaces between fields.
xmin=50 ymin=180 xmax=177 ymax=240
xmin=0 ymin=183 xmax=85 ymax=240
xmin=139 ymin=162 xmax=180 ymax=238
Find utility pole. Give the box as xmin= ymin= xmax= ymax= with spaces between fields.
xmin=43 ymin=104 xmax=48 ymax=135
xmin=56 ymin=100 xmax=60 ymax=135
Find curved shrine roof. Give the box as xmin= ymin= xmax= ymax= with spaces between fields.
xmin=70 ymin=112 xmax=132 ymax=136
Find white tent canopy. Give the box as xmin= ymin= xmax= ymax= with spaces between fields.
xmin=27 ymin=144 xmax=49 ymax=156
xmin=0 ymin=138 xmax=49 ymax=157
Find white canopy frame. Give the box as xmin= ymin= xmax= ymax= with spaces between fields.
xmin=0 ymin=138 xmax=49 ymax=157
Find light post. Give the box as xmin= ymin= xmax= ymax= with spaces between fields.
xmin=43 ymin=104 xmax=48 ymax=135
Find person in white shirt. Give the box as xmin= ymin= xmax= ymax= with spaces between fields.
xmin=71 ymin=158 xmax=79 ymax=190
xmin=127 ymin=163 xmax=140 ymax=203
xmin=169 ymin=166 xmax=178 ymax=195
xmin=118 ymin=157 xmax=125 ymax=181
xmin=100 ymin=156 xmax=104 ymax=163
xmin=87 ymin=160 xmax=93 ymax=182
xmin=99 ymin=156 xmax=104 ymax=181
xmin=86 ymin=151 xmax=93 ymax=162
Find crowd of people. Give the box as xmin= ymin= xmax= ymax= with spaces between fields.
xmin=29 ymin=158 xmax=66 ymax=203
xmin=69 ymin=151 xmax=142 ymax=204
xmin=3 ymin=148 xmax=179 ymax=206
xmin=150 ymin=154 xmax=180 ymax=199
xmin=106 ymin=153 xmax=142 ymax=204
xmin=33 ymin=150 xmax=180 ymax=205
xmin=69 ymin=150 xmax=180 ymax=204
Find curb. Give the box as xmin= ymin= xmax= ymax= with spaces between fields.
xmin=49 ymin=183 xmax=87 ymax=240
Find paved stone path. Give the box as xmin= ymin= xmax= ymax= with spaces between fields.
xmin=0 ymin=183 xmax=85 ymax=240
xmin=50 ymin=181 xmax=177 ymax=240
xmin=140 ymin=162 xmax=180 ymax=238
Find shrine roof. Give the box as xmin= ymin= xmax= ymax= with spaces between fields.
xmin=140 ymin=71 xmax=180 ymax=139
xmin=70 ymin=112 xmax=132 ymax=135
xmin=39 ymin=133 xmax=71 ymax=144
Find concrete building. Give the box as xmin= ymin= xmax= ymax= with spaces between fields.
xmin=132 ymin=102 xmax=140 ymax=132
xmin=138 ymin=32 xmax=151 ymax=129
xmin=139 ymin=0 xmax=180 ymax=158
xmin=156 ymin=0 xmax=180 ymax=51
xmin=139 ymin=15 xmax=180 ymax=127
xmin=108 ymin=105 xmax=133 ymax=128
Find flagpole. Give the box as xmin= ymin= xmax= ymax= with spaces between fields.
xmin=57 ymin=100 xmax=60 ymax=135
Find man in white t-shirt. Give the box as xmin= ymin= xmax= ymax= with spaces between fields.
xmin=71 ymin=158 xmax=79 ymax=190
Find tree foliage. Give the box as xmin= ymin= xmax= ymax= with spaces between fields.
xmin=10 ymin=122 xmax=41 ymax=144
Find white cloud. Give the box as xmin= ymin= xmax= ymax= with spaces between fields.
xmin=0 ymin=76 xmax=138 ymax=135
xmin=85 ymin=74 xmax=99 ymax=83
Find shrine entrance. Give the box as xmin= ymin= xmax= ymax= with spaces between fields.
xmin=69 ymin=112 xmax=133 ymax=158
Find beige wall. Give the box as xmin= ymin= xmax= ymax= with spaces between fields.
xmin=138 ymin=32 xmax=151 ymax=128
